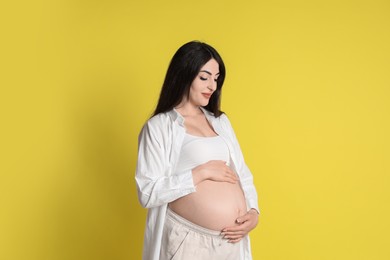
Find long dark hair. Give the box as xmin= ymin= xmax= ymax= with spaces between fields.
xmin=152 ymin=41 xmax=226 ymax=117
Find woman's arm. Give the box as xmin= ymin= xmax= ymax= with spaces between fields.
xmin=135 ymin=119 xmax=196 ymax=208
xmin=219 ymin=114 xmax=260 ymax=242
xmin=220 ymin=114 xmax=260 ymax=213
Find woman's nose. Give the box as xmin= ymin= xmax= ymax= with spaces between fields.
xmin=208 ymin=79 xmax=217 ymax=91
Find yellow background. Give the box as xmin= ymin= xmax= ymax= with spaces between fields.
xmin=1 ymin=0 xmax=389 ymax=259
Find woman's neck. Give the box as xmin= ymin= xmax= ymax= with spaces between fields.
xmin=175 ymin=101 xmax=203 ymax=117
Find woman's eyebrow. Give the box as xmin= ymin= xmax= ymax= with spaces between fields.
xmin=200 ymin=70 xmax=220 ymax=76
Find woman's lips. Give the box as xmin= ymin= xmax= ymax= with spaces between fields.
xmin=202 ymin=93 xmax=212 ymax=99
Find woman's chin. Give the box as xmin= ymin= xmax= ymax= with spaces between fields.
xmin=200 ymin=100 xmax=210 ymax=106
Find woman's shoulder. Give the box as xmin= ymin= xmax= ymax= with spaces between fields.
xmin=142 ymin=110 xmax=177 ymax=131
xmin=215 ymin=112 xmax=236 ymax=134
xmin=214 ymin=111 xmax=230 ymax=125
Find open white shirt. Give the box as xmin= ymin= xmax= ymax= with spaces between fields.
xmin=135 ymin=108 xmax=259 ymax=260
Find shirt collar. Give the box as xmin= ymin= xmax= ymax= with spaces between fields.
xmin=167 ymin=108 xmax=185 ymax=126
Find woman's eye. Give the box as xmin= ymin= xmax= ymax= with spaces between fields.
xmin=214 ymin=78 xmax=218 ymax=82
xmin=200 ymin=76 xmax=207 ymax=81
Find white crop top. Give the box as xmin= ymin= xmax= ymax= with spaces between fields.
xmin=175 ymin=133 xmax=231 ymax=173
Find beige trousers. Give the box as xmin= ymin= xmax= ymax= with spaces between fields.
xmin=160 ymin=208 xmax=241 ymax=260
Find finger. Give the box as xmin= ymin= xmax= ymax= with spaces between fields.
xmin=225 ymin=167 xmax=236 ymax=176
xmin=226 ymin=179 xmax=237 ymax=184
xmin=222 ymin=226 xmax=246 ymax=233
xmin=226 ymin=169 xmax=239 ymax=180
xmin=236 ymin=214 xmax=251 ymax=224
xmin=227 ymin=177 xmax=238 ymax=184
xmin=223 ymin=231 xmax=246 ymax=237
xmin=228 ymin=175 xmax=238 ymax=183
xmin=223 ymin=173 xmax=238 ymax=183
xmin=238 ymin=210 xmax=259 ymax=223
xmin=223 ymin=223 xmax=251 ymax=233
xmin=225 ymin=233 xmax=244 ymax=239
xmin=228 ymin=237 xmax=243 ymax=243
xmin=217 ymin=174 xmax=234 ymax=183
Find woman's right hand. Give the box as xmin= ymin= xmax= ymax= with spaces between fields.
xmin=192 ymin=160 xmax=238 ymax=185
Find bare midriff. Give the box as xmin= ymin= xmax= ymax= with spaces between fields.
xmin=169 ymin=179 xmax=247 ymax=231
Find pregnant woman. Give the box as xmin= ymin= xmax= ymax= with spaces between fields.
xmin=136 ymin=41 xmax=260 ymax=260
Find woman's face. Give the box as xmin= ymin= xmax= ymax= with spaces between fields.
xmin=187 ymin=58 xmax=220 ymax=107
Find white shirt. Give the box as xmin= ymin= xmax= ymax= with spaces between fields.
xmin=135 ymin=107 xmax=260 ymax=260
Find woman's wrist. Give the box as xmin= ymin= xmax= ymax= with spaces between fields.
xmin=191 ymin=166 xmax=207 ymax=185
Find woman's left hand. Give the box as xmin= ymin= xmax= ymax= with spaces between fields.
xmin=221 ymin=209 xmax=259 ymax=243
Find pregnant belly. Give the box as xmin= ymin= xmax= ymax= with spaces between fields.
xmin=168 ymin=180 xmax=247 ymax=231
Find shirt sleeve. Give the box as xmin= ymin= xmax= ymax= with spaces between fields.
xmin=220 ymin=114 xmax=260 ymax=214
xmin=135 ymin=118 xmax=196 ymax=208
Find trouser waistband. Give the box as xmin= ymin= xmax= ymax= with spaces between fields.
xmin=166 ymin=207 xmax=223 ymax=237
